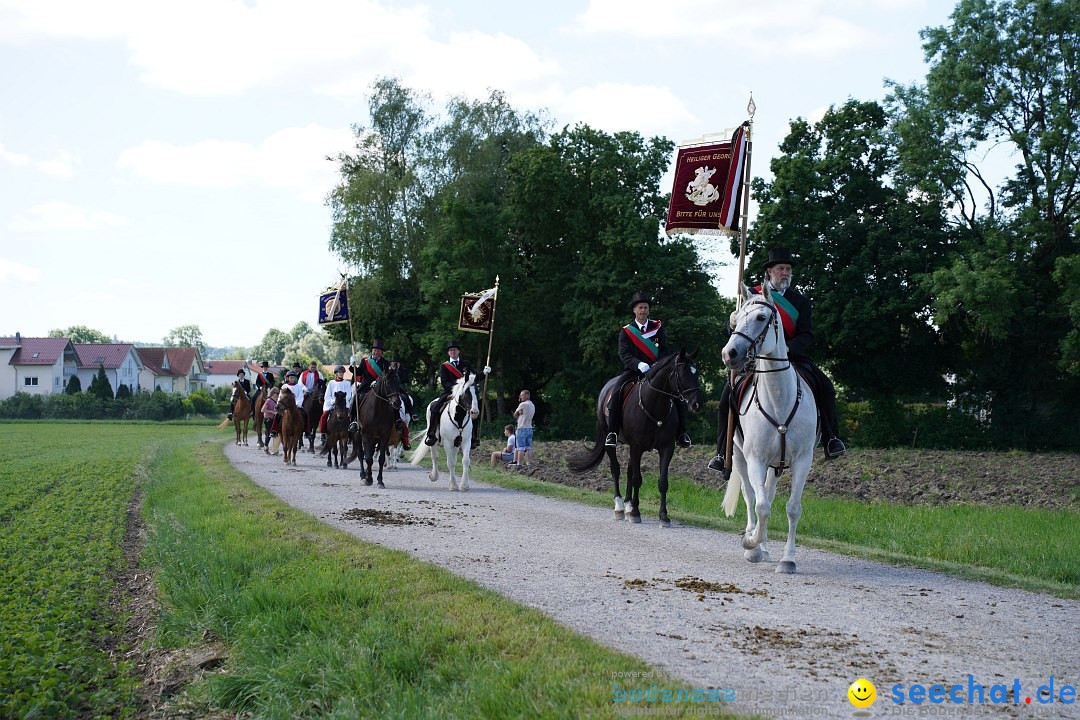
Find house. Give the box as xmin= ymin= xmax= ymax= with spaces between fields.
xmin=135 ymin=347 xmax=207 ymax=395
xmin=0 ymin=334 xmax=79 ymax=400
xmin=73 ymin=344 xmax=144 ymax=396
xmin=204 ymin=360 xmax=250 ymax=390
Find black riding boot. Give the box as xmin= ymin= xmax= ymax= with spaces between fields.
xmin=707 ymin=383 xmax=732 ymax=472
xmin=604 ymin=392 xmax=620 ymax=447
xmin=675 ymin=400 xmax=691 ymax=448
xmin=228 ymin=398 xmax=235 ymax=421
xmin=424 ymin=402 xmax=441 ymax=446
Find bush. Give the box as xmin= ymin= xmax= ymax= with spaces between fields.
xmin=186 ymin=390 xmax=217 ymax=416
xmin=65 ymin=376 xmax=82 ymax=394
xmin=0 ymin=393 xmax=45 ymax=419
xmin=115 ymin=383 xmax=132 ymax=400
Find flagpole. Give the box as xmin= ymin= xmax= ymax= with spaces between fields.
xmin=724 ymin=94 xmax=756 ymax=481
xmin=477 ymin=276 xmax=500 ymax=443
xmin=339 ymin=273 xmax=360 ymax=429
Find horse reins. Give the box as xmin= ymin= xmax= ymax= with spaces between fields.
xmin=637 ymin=360 xmax=695 ymax=427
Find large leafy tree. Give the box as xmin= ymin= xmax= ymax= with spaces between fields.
xmin=250 ymin=328 xmax=291 ymax=365
xmin=49 ymin=325 xmax=110 ymax=344
xmin=163 ymin=324 xmax=206 ymax=354
xmin=744 ymin=100 xmax=952 ymax=400
xmin=889 ymin=0 xmax=1080 ymax=446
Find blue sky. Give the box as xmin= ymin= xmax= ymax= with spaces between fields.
xmin=0 ymin=0 xmax=957 ymax=348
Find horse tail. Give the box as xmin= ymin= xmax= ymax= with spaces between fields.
xmin=722 ymin=464 xmax=742 ymax=517
xmin=216 ymin=417 xmax=230 ymax=429
xmin=568 ymin=420 xmax=607 ymax=474
xmin=409 ymin=440 xmax=430 ymax=465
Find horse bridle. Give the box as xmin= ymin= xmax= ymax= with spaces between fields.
xmin=731 ymin=299 xmax=789 ymax=373
xmin=637 ymin=359 xmax=697 ymax=427
xmin=446 ymin=386 xmax=473 ymax=432
xmin=370 ymin=375 xmax=401 ymax=409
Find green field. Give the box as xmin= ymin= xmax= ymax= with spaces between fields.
xmin=1 ymin=422 xmax=726 ymax=719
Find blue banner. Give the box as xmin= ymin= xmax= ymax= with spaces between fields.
xmin=318 ymin=288 xmax=349 ymax=325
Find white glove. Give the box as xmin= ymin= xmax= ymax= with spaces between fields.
xmin=637 ymin=361 xmax=650 ymax=374
xmin=728 ymin=312 xmax=738 ymax=331
xmin=483 ymin=365 xmax=491 ymax=375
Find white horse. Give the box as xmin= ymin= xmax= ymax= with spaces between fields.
xmin=410 ymin=373 xmax=478 ymax=491
xmin=721 ymin=283 xmax=819 ymax=574
xmin=387 ymin=393 xmax=414 ymax=470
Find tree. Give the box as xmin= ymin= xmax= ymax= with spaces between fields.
xmin=87 ymin=366 xmax=114 ymax=400
xmin=282 ymin=330 xmax=351 ymax=367
xmin=65 ymin=375 xmax=82 ymax=394
xmin=115 ymin=383 xmax=132 ymax=400
xmin=49 ymin=325 xmax=110 ymax=344
xmin=742 ymin=100 xmax=953 ymax=401
xmin=163 ymin=324 xmax=206 ymax=354
xmin=250 ymin=328 xmax=291 ymax=365
xmin=888 ymin=0 xmax=1080 ymax=447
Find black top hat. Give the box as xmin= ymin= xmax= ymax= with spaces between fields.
xmin=446 ymin=340 xmax=461 ymax=350
xmin=764 ymin=247 xmax=796 ymax=269
xmin=292 ymin=361 xmax=302 ymax=368
xmin=628 ymin=291 xmax=652 ymax=309
xmin=391 ymin=355 xmax=402 ymax=363
xmin=236 ymin=369 xmax=246 ymax=376
xmin=260 ymin=360 xmax=269 ymax=368
xmin=371 ymin=339 xmax=385 ymax=350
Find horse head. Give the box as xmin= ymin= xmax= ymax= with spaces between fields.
xmin=375 ymin=369 xmax=402 ymax=410
xmin=278 ymin=386 xmax=296 ymax=409
xmin=333 ymin=390 xmax=348 ymax=411
xmin=664 ymin=349 xmax=704 ymax=413
xmin=723 ymin=284 xmax=783 ymax=371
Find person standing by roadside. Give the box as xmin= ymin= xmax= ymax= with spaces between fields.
xmin=511 ymin=389 xmax=535 ymax=467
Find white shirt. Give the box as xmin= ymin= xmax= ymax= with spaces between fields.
xmin=282 ymin=381 xmax=306 ymax=408
xmin=323 ymin=378 xmax=354 ymax=411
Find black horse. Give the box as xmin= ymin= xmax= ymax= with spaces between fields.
xmin=346 ymin=370 xmax=402 ymax=488
xmin=301 ymin=379 xmax=326 ymax=453
xmin=318 ymin=391 xmax=352 ymax=469
xmin=569 ymin=350 xmax=703 ymax=526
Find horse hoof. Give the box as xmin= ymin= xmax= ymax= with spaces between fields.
xmin=660 ymin=518 xmax=671 ymax=528
xmin=630 ymin=514 xmax=642 ymax=524
xmin=365 ymin=478 xmax=373 ymax=486
xmin=377 ymin=482 xmax=385 ymax=489
xmin=744 ymin=547 xmax=765 ymax=563
xmin=776 ymin=561 xmax=797 ymax=574
xmin=614 ymin=511 xmax=625 ymax=520
xmin=449 ymin=485 xmax=459 ymax=492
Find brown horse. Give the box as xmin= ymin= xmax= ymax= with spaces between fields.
xmin=232 ymin=381 xmax=251 ymax=446
xmin=318 ymin=391 xmax=352 ymax=469
xmin=347 ymin=371 xmax=402 ymax=488
xmin=302 ymin=379 xmax=326 ymax=453
xmin=253 ymin=388 xmax=267 ymax=448
xmin=277 ymin=387 xmax=304 ymax=466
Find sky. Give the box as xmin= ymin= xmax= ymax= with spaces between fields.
xmin=0 ymin=0 xmax=959 ymax=349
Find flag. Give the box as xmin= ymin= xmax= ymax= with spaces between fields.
xmin=664 ymin=123 xmax=747 ymax=236
xmin=318 ymin=278 xmax=350 ymax=325
xmin=458 ymin=287 xmax=496 ymax=334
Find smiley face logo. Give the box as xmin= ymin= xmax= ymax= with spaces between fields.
xmin=848 ymin=678 xmax=876 ymax=709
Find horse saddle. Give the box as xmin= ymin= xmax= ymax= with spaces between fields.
xmin=602 ymin=380 xmax=639 ymax=419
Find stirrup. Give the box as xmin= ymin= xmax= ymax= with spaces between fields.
xmin=226 ymin=413 xmax=233 ymax=421
xmin=604 ymin=431 xmax=618 ymax=447
xmin=677 ymin=432 xmax=692 ymax=448
xmin=825 ymin=437 xmax=847 ymax=460
xmin=424 ymin=435 xmax=437 ymax=446
xmin=348 ymin=421 xmax=358 ymax=432
xmin=707 ymin=454 xmax=724 ymax=472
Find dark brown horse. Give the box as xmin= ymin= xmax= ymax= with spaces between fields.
xmin=232 ymin=381 xmax=251 ymax=447
xmin=277 ymin=387 xmax=304 ymax=466
xmin=302 ymin=379 xmax=326 ymax=453
xmin=318 ymin=391 xmax=352 ymax=469
xmin=346 ymin=370 xmax=402 ymax=488
xmin=569 ymin=351 xmax=703 ymax=526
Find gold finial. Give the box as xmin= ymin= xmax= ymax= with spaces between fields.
xmin=747 ymin=93 xmax=756 ymax=121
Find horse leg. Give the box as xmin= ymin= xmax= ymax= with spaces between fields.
xmin=607 ymin=446 xmax=625 ymax=520
xmin=627 ymin=448 xmax=644 ymax=523
xmin=447 ymin=444 xmax=459 ymax=491
xmin=778 ymin=457 xmax=812 ymax=574
xmin=242 ymin=419 xmax=249 ymax=446
xmin=363 ymin=436 xmax=374 ymax=486
xmin=460 ymin=433 xmax=471 ymax=491
xmin=376 ymin=441 xmax=387 ymax=489
xmin=741 ymin=457 xmax=771 ymax=556
xmin=657 ymin=445 xmax=674 ymax=527
xmin=428 ymin=442 xmax=441 ymax=484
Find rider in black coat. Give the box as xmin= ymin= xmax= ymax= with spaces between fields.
xmin=424 ymin=339 xmax=485 ymax=448
xmin=227 ymin=369 xmax=252 ymax=420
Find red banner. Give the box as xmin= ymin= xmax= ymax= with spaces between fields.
xmin=664 ymin=125 xmax=745 ymax=236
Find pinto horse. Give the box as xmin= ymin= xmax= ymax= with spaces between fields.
xmin=346 ymin=371 xmax=402 ymax=488
xmin=277 ymin=387 xmax=305 ymax=466
xmin=410 ymin=372 xmax=478 ymax=492
xmin=318 ymin=391 xmax=352 ymax=469
xmin=721 ymin=284 xmax=819 ymax=574
xmin=569 ymin=350 xmax=703 ymax=526
xmin=231 ymin=381 xmax=251 ymax=446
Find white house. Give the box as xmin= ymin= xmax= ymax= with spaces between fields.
xmin=0 ymin=334 xmax=79 ymax=400
xmin=73 ymin=344 xmax=144 ymax=395
xmin=135 ymin=347 xmax=207 ymax=394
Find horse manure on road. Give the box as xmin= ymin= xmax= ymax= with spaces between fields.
xmin=673 ymin=576 xmax=769 ymax=597
xmin=340 ymin=508 xmax=435 ymax=526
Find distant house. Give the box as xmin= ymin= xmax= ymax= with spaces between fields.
xmin=0 ymin=334 xmax=79 ymax=400
xmin=204 ymin=360 xmax=250 ymax=390
xmin=135 ymin=347 xmax=207 ymax=395
xmin=73 ymin=344 xmax=144 ymax=396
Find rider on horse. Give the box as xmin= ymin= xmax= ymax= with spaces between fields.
xmin=423 ymin=339 xmax=487 ymax=449
xmin=299 ymin=360 xmax=322 ymax=394
xmin=227 ymin=368 xmax=251 ymax=421
xmin=605 ymin=291 xmax=693 ymax=449
xmin=255 ymin=360 xmax=275 ymax=394
xmin=708 ymin=247 xmax=846 ymax=472
xmin=388 ymin=354 xmax=413 ymax=450
xmin=319 ymin=365 xmax=355 ymax=443
xmin=351 ymin=339 xmax=413 ymax=448
xmin=268 ymin=370 xmax=307 ymax=436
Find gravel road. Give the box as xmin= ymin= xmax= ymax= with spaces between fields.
xmin=224 ymin=443 xmax=1079 ymax=718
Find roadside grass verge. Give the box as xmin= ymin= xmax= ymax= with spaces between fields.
xmin=0 ymin=423 xmax=209 ymax=719
xmin=466 ymin=464 xmax=1080 ymax=598
xmin=143 ymin=439 xmax=730 ymax=718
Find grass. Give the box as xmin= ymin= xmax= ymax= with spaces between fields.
xmin=467 ymin=464 xmax=1080 ymax=598
xmin=143 ymin=435 xmax=728 ymax=718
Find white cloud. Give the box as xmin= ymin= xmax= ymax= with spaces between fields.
xmin=0 ymin=258 xmax=41 ymax=283
xmin=116 ymin=124 xmax=355 ymax=203
xmin=8 ymin=202 xmax=128 ymax=231
xmin=559 ymin=83 xmax=697 ymax=136
xmin=573 ymin=0 xmax=875 ymax=57
xmin=0 ymin=142 xmax=76 ymax=178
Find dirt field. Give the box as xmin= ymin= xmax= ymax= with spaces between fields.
xmin=494 ymin=440 xmax=1080 ymax=509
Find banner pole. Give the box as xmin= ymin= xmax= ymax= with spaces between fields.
xmin=724 ymin=95 xmax=756 ymax=481
xmin=340 ymin=274 xmax=360 ymax=429
xmin=477 ymin=276 xmax=500 ymax=441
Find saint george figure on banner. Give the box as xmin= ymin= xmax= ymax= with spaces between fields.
xmin=685 ymin=165 xmax=721 ymax=206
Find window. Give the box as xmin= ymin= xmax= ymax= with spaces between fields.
xmin=24 ymin=377 xmax=38 ymax=386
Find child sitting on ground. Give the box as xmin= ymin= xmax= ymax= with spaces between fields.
xmin=489 ymin=424 xmax=517 ymax=466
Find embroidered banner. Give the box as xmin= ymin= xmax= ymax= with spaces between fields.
xmin=458 ymin=290 xmax=495 ymax=334
xmin=664 ymin=125 xmax=746 ymax=236
xmin=318 ymin=282 xmax=350 ymax=326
